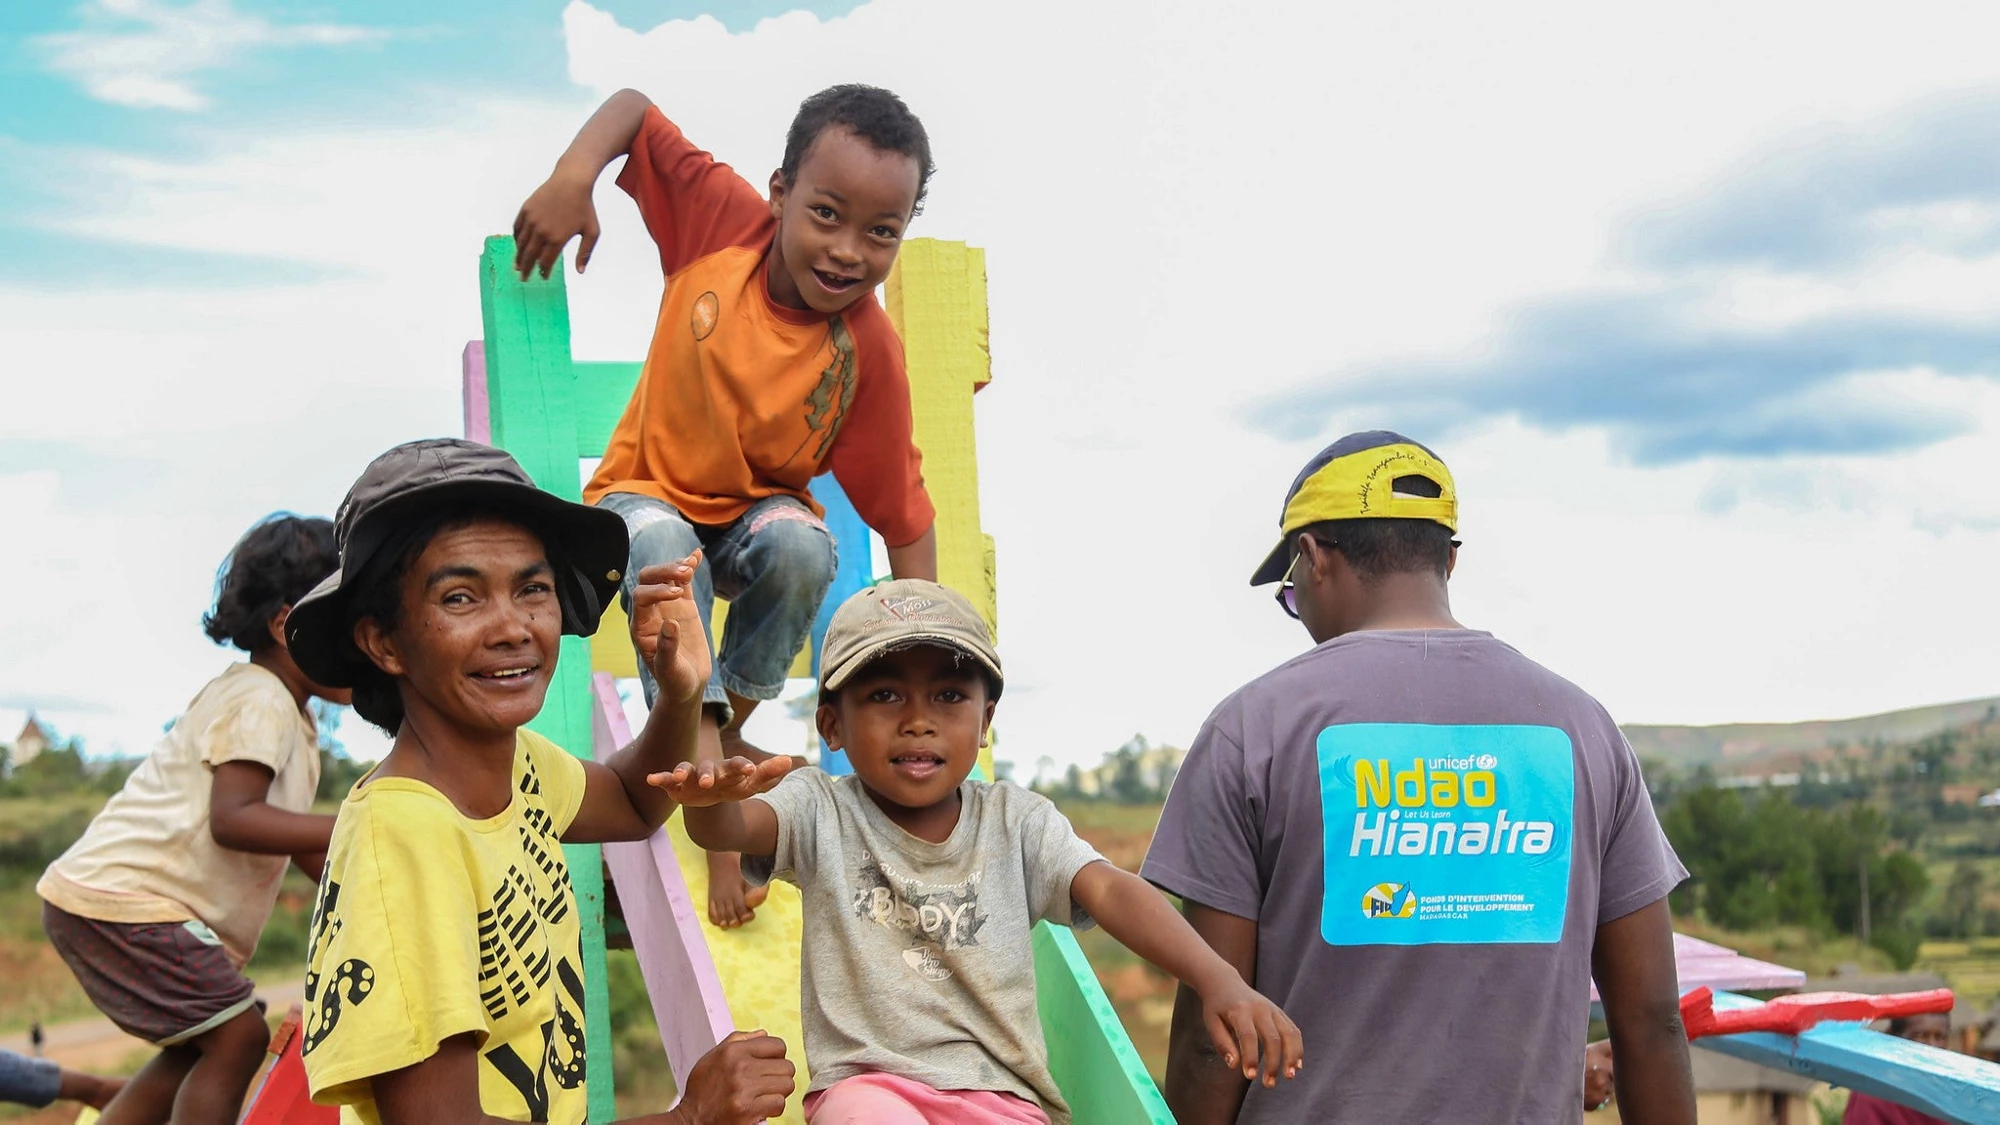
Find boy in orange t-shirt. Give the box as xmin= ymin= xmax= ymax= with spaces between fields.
xmin=514 ymin=85 xmax=939 ymax=927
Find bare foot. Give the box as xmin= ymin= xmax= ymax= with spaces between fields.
xmin=707 ymin=850 xmax=757 ymax=929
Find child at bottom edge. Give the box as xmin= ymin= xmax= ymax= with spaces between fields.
xmin=665 ymin=579 xmax=1303 ymax=1124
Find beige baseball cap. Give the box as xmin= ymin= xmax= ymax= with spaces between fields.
xmin=819 ymin=579 xmax=1003 ymax=697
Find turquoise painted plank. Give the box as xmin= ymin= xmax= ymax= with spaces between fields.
xmin=1033 ymin=922 xmax=1174 ymax=1124
xmin=476 ymin=235 xmax=617 ymax=1123
xmin=572 ymin=361 xmax=643 ymax=458
xmin=1695 ymin=989 xmax=2000 ymax=1124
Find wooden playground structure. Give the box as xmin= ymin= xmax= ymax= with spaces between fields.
xmin=215 ymin=234 xmax=2000 ymax=1124
xmin=467 ymin=234 xmax=1169 ymax=1124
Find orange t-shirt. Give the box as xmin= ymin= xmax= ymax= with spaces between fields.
xmin=582 ymin=107 xmax=934 ymax=546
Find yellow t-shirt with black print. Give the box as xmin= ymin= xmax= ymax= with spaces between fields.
xmin=301 ymin=730 xmax=590 ymax=1125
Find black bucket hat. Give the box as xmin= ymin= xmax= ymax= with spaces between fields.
xmin=285 ymin=438 xmax=628 ymax=688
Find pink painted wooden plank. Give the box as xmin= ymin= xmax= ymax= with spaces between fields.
xmin=591 ymin=673 xmax=734 ymax=1092
xmin=1591 ymin=933 xmax=1806 ymax=1002
xmin=462 ymin=341 xmax=491 ymax=444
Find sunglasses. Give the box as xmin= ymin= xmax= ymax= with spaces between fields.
xmin=1274 ymin=536 xmax=1334 ymax=620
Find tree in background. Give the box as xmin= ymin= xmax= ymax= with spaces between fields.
xmin=1661 ymin=786 xmax=1932 ymax=968
xmin=1943 ymin=861 xmax=1987 ymax=939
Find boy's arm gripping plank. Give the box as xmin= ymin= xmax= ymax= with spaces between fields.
xmin=566 ymin=554 xmax=791 ymax=844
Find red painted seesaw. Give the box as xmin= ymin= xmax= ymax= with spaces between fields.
xmin=237 ymin=1003 xmax=336 ymax=1125
xmin=1679 ymin=985 xmax=1955 ymax=1040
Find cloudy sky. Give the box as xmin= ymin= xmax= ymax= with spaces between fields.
xmin=6 ymin=0 xmax=2000 ymax=773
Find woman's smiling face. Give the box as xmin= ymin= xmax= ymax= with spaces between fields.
xmin=359 ymin=518 xmax=562 ymax=739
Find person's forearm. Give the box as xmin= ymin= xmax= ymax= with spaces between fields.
xmin=606 ymin=690 xmax=704 ymax=829
xmin=294 ymin=851 xmax=327 ymax=882
xmin=682 ymin=799 xmax=756 ymax=854
xmin=550 ymin=89 xmax=652 ymax=186
xmin=1606 ymin=1013 xmax=1695 ymax=1124
xmin=210 ymin=805 xmax=337 ymax=855
xmin=1165 ymin=983 xmax=1252 ymax=1123
xmin=886 ymin=525 xmax=937 ymax=582
xmin=1083 ymin=865 xmax=1240 ymax=994
xmin=1594 ymin=900 xmax=1697 ymax=1124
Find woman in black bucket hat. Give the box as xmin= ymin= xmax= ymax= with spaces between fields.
xmin=285 ymin=438 xmax=795 ymax=1125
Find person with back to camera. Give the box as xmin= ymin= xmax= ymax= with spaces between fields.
xmin=1143 ymin=431 xmax=1699 ymax=1124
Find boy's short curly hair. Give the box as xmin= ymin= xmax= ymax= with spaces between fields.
xmin=203 ymin=514 xmax=339 ymax=654
xmin=781 ymin=84 xmax=935 ymax=216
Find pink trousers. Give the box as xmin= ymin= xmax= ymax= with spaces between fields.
xmin=803 ymin=1073 xmax=1051 ymax=1125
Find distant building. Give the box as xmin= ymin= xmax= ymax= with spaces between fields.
xmin=1940 ymin=783 xmax=1989 ymax=806
xmin=1067 ymin=744 xmax=1185 ymax=800
xmin=1689 ymin=1048 xmax=1821 ymax=1124
xmin=9 ymin=715 xmax=52 ymax=769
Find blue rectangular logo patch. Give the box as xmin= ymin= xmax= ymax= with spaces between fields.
xmin=1317 ymin=723 xmax=1575 ymax=946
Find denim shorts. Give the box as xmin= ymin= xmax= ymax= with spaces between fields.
xmin=596 ymin=492 xmax=837 ymax=715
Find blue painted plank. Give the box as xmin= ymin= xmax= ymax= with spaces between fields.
xmin=806 ymin=474 xmax=874 ymax=776
xmin=1694 ymin=989 xmax=2000 ymax=1125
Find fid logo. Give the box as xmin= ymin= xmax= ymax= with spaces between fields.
xmin=1361 ymin=882 xmax=1416 ymax=919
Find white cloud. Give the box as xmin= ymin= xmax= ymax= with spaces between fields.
xmin=34 ymin=0 xmax=383 ymax=111
xmin=11 ymin=0 xmax=2000 ymax=772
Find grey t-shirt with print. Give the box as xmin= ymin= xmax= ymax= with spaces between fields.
xmin=742 ymin=767 xmax=1104 ymax=1121
xmin=1141 ymin=630 xmax=1687 ymax=1125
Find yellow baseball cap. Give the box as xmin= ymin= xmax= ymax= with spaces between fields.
xmin=1249 ymin=430 xmax=1460 ymax=585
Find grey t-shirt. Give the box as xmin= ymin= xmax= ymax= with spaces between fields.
xmin=743 ymin=768 xmax=1104 ymax=1121
xmin=1141 ymin=630 xmax=1686 ymax=1125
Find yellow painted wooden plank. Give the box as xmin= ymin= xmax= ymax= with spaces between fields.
xmin=887 ymin=240 xmax=998 ymax=781
xmin=663 ymin=815 xmax=810 ymax=1124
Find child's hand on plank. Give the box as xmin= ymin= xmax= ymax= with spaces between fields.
xmin=630 ymin=552 xmax=710 ymax=706
xmin=1201 ymin=979 xmax=1304 ymax=1089
xmin=647 ymin=756 xmax=794 ymax=808
xmin=674 ymin=1029 xmax=796 ymax=1124
xmin=513 ymin=168 xmax=601 ymax=280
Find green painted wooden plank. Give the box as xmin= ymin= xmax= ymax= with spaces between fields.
xmin=571 ymin=361 xmax=643 ymax=459
xmin=478 ymin=235 xmax=617 ymax=1123
xmin=1033 ymin=922 xmax=1174 ymax=1124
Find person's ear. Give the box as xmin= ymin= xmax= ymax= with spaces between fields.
xmin=266 ymin=605 xmax=292 ymax=651
xmin=353 ymin=617 xmax=406 ymax=677
xmin=1445 ymin=542 xmax=1459 ymax=580
xmin=768 ymin=170 xmax=787 ymax=222
xmin=979 ymin=699 xmax=997 ymax=745
xmin=815 ymin=701 xmax=844 ymax=752
xmin=1299 ymin=534 xmax=1328 ymax=580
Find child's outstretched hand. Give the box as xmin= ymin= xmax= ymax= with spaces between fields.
xmin=1201 ymin=980 xmax=1304 ymax=1089
xmin=646 ymin=757 xmax=794 ymax=808
xmin=513 ymin=169 xmax=601 ymax=280
xmin=631 ymin=552 xmax=709 ymax=706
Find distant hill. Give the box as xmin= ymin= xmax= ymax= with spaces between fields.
xmin=1624 ymin=696 xmax=2000 ymax=768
